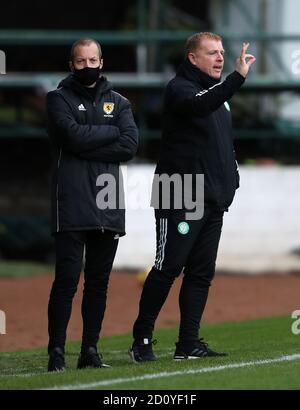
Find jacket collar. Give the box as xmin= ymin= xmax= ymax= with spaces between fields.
xmin=58 ymin=74 xmax=112 ymax=102
xmin=176 ymin=58 xmax=221 ymax=88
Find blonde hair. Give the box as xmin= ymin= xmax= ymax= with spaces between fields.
xmin=185 ymin=32 xmax=222 ymax=57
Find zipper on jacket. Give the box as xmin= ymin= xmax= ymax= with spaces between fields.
xmin=100 ymin=226 xmax=105 ymax=233
xmin=56 ymin=148 xmax=62 ymax=233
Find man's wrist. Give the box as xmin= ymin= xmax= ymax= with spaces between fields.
xmin=235 ymin=70 xmax=246 ymax=79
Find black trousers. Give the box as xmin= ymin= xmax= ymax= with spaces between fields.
xmin=48 ymin=230 xmax=118 ymax=353
xmin=133 ymin=207 xmax=224 ymax=343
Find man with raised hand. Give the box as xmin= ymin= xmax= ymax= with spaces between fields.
xmin=129 ymin=33 xmax=255 ymax=362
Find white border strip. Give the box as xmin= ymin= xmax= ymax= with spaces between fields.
xmin=46 ymin=353 xmax=300 ymax=390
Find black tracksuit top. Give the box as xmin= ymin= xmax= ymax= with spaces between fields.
xmin=155 ymin=59 xmax=245 ymax=211
xmin=47 ymin=74 xmax=138 ymax=235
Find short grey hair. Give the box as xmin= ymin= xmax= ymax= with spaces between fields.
xmin=70 ymin=38 xmax=102 ymax=62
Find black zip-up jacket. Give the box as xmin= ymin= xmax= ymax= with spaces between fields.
xmin=155 ymin=59 xmax=245 ymax=211
xmin=47 ymin=74 xmax=138 ymax=235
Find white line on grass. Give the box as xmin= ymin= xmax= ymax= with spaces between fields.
xmin=45 ymin=353 xmax=300 ymax=390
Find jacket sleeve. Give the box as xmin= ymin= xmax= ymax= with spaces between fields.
xmin=171 ymin=71 xmax=245 ymax=117
xmin=46 ymin=91 xmax=120 ymax=153
xmin=77 ymin=100 xmax=139 ymax=163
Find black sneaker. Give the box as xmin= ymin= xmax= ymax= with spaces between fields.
xmin=48 ymin=347 xmax=65 ymax=372
xmin=173 ymin=338 xmax=227 ymax=360
xmin=128 ymin=338 xmax=157 ymax=362
xmin=77 ymin=346 xmax=111 ymax=369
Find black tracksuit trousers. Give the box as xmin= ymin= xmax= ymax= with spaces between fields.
xmin=48 ymin=230 xmax=118 ymax=353
xmin=133 ymin=207 xmax=224 ymax=343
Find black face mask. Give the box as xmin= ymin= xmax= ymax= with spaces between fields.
xmin=73 ymin=66 xmax=101 ymax=86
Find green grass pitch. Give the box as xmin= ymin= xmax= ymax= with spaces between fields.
xmin=0 ymin=316 xmax=300 ymax=390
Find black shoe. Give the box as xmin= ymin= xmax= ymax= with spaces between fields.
xmin=48 ymin=347 xmax=65 ymax=372
xmin=173 ymin=338 xmax=227 ymax=360
xmin=128 ymin=338 xmax=157 ymax=362
xmin=77 ymin=346 xmax=111 ymax=369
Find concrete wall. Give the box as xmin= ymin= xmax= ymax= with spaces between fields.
xmin=113 ymin=165 xmax=300 ymax=273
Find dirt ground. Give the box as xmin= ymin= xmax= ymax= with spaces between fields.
xmin=1 ymin=271 xmax=300 ymax=352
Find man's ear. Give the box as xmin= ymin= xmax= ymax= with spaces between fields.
xmin=187 ymin=52 xmax=196 ymax=66
xmin=100 ymin=59 xmax=103 ymax=69
xmin=69 ymin=61 xmax=74 ymax=72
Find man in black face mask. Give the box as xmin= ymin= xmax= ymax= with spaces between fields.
xmin=70 ymin=40 xmax=103 ymax=86
xmin=46 ymin=39 xmax=138 ymax=372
